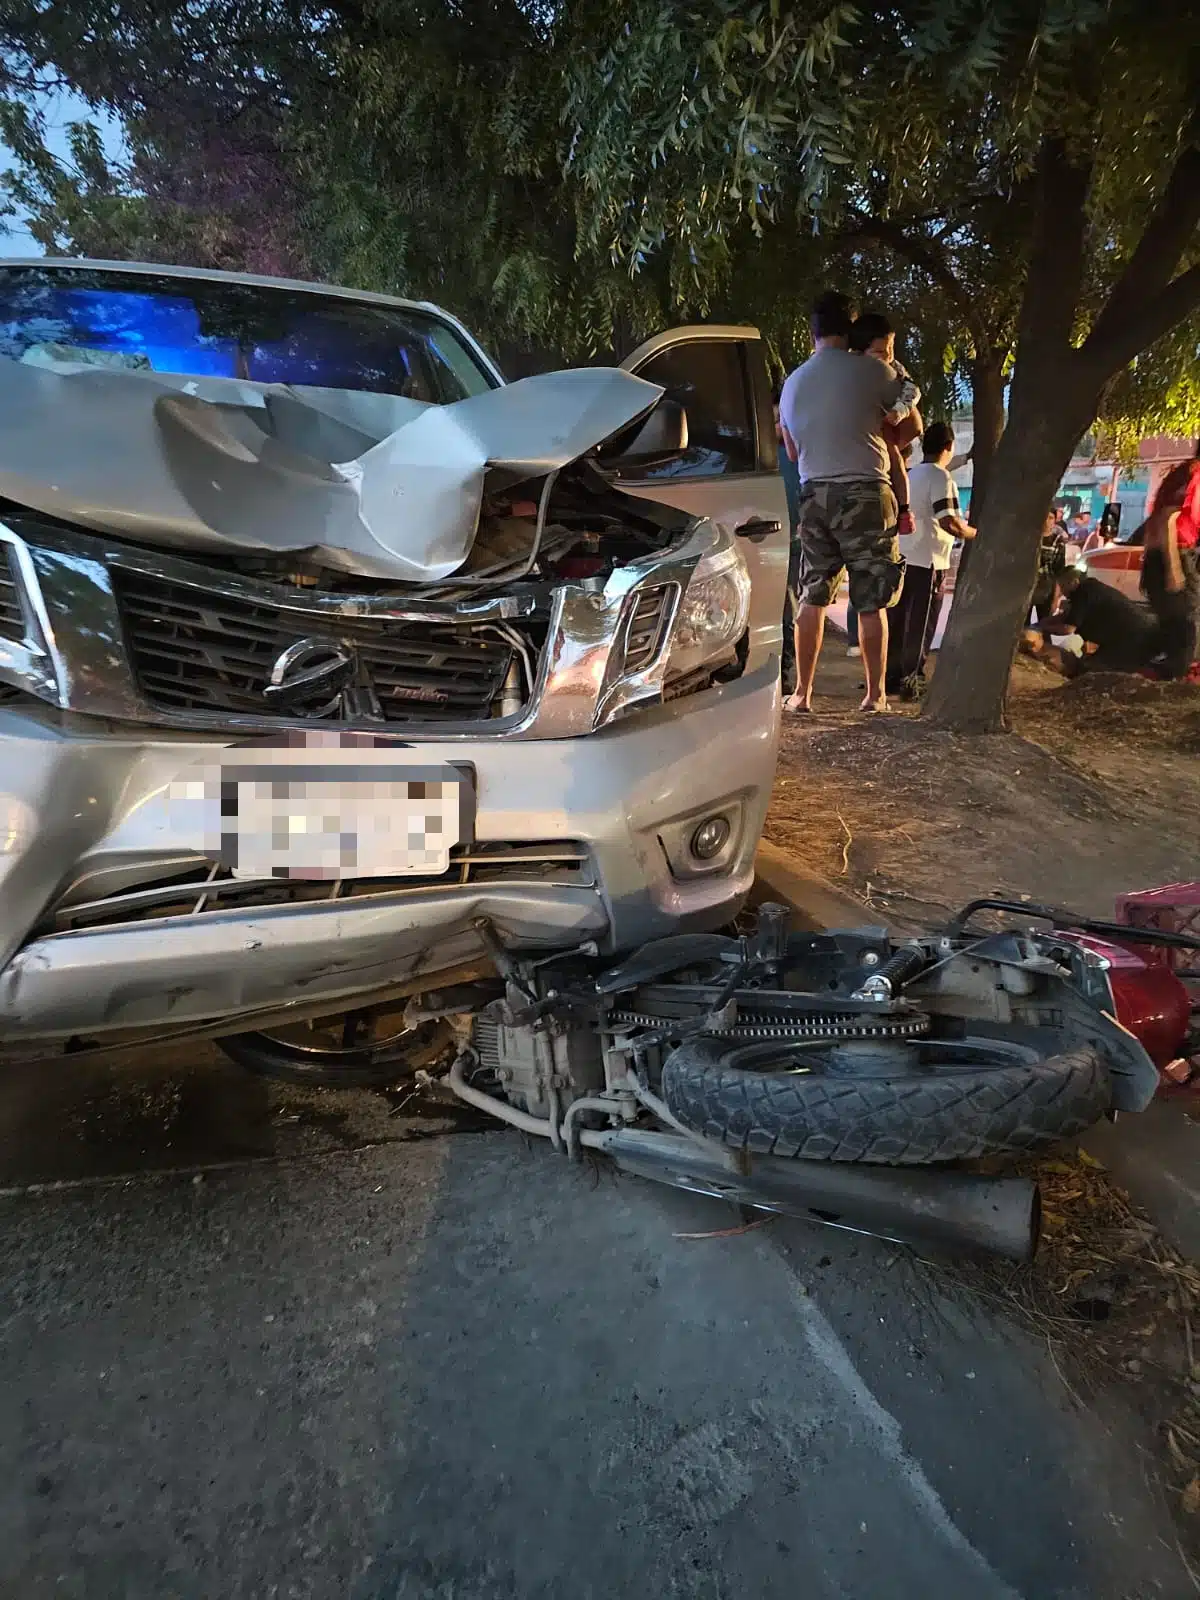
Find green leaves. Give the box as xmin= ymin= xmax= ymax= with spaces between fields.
xmin=2 ymin=0 xmax=1196 ymax=403
xmin=1097 ymin=312 xmax=1200 ymax=461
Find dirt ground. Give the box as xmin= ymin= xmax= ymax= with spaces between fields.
xmin=767 ymin=647 xmax=1200 ymax=929
xmin=767 ymin=637 xmax=1200 ymax=1562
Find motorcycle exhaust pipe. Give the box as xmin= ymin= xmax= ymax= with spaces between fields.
xmin=590 ymin=1127 xmax=1040 ymax=1262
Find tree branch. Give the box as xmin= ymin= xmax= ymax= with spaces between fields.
xmin=1083 ymin=261 xmax=1200 ymax=378
xmin=1083 ymin=103 xmax=1200 ymax=361
xmin=827 ymin=212 xmax=989 ymax=342
xmin=1013 ymin=137 xmax=1092 ymax=367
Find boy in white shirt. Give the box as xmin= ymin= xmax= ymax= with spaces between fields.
xmin=886 ymin=421 xmax=976 ymax=698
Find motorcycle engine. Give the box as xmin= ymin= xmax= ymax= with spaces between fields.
xmin=471 ymin=1017 xmax=604 ymax=1118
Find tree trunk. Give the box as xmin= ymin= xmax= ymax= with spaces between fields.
xmin=955 ymin=351 xmax=1007 ymax=588
xmin=922 ymin=377 xmax=1098 ymax=732
xmin=966 ymin=353 xmax=1007 ymax=525
xmin=923 ymin=134 xmax=1099 ymax=732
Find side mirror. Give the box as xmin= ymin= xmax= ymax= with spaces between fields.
xmin=597 ymin=398 xmax=689 ymax=472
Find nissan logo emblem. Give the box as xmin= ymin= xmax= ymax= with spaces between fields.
xmin=264 ymin=637 xmax=355 ymax=713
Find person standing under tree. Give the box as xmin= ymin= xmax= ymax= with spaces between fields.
xmin=1030 ymin=508 xmax=1069 ymax=625
xmin=1141 ymin=439 xmax=1200 ymax=678
xmin=844 ymin=598 xmax=860 ymax=658
xmin=886 ymin=422 xmax=975 ymax=698
xmin=779 ymin=291 xmax=915 ymax=714
xmin=773 ymin=386 xmax=803 ymax=693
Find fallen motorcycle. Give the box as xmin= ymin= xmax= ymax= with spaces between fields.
xmin=283 ymin=896 xmax=1194 ymax=1265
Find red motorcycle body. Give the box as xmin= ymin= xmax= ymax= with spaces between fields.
xmin=1056 ymin=931 xmax=1192 ymax=1071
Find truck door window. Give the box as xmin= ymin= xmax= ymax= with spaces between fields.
xmin=631 ymin=340 xmax=756 ymax=479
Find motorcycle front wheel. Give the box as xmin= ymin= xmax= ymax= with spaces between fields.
xmin=661 ymin=1034 xmax=1110 ymax=1164
xmin=217 ymin=1010 xmax=452 ymax=1089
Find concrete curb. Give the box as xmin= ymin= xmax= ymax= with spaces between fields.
xmin=751 ymin=839 xmax=887 ymax=932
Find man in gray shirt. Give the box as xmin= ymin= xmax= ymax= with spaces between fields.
xmin=779 ymin=292 xmax=914 ymax=712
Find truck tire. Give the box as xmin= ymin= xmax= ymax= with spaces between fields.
xmin=218 ymin=1017 xmax=448 ymax=1089
xmin=660 ymin=1036 xmax=1109 ymax=1164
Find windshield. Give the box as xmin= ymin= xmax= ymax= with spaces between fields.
xmin=0 ymin=266 xmax=494 ymax=402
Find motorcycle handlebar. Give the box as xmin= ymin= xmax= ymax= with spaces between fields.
xmin=945 ymin=897 xmax=1200 ymax=953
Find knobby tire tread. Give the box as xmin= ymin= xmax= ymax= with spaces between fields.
xmin=660 ymin=1039 xmax=1109 ymax=1164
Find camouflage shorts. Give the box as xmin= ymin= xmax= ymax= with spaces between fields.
xmin=793 ymin=479 xmax=904 ymax=613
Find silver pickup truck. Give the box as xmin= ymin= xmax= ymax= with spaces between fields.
xmin=0 ymin=258 xmax=787 ymax=1080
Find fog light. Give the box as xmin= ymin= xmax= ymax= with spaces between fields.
xmin=690 ymin=815 xmax=731 ymax=861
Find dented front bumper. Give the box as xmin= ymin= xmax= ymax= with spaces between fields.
xmin=0 ymin=663 xmax=779 ymax=1041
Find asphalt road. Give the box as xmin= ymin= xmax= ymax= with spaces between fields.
xmin=0 ymin=1048 xmax=1191 ymax=1599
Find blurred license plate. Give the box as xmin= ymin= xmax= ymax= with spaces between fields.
xmin=166 ymin=739 xmax=472 ymax=881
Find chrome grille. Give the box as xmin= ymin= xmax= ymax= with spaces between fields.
xmin=112 ymin=568 xmax=515 ymax=723
xmin=45 ymin=842 xmax=593 ymax=934
xmin=0 ymin=551 xmax=25 ymax=642
xmin=623 ymin=585 xmax=673 ymax=673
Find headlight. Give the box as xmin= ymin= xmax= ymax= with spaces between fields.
xmin=663 ymin=541 xmax=751 ymax=681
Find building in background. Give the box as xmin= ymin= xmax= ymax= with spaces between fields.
xmin=946 ymin=417 xmax=1194 ymax=529
xmin=1056 ymin=435 xmax=1195 ymax=530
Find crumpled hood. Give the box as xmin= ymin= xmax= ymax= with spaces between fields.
xmin=0 ymin=356 xmax=664 ymax=581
